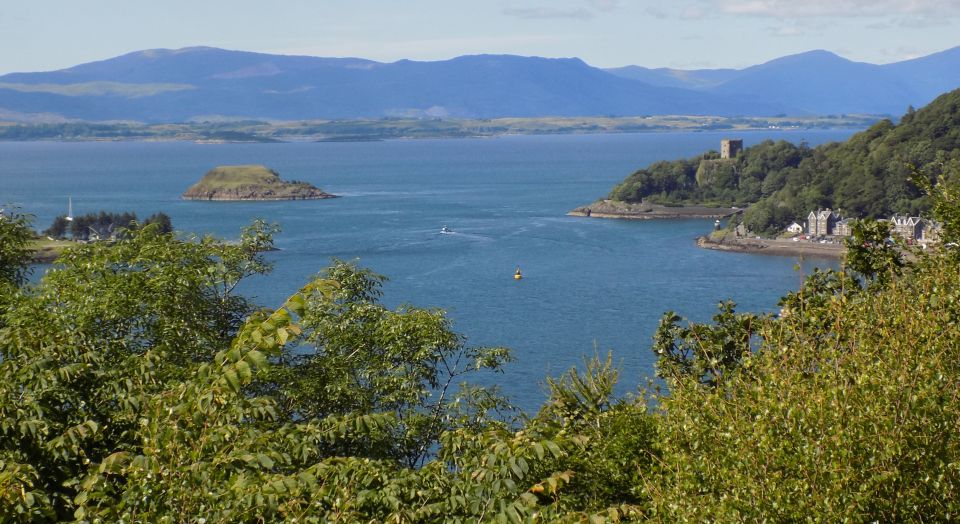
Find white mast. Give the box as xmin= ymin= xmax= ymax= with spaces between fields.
xmin=66 ymin=196 xmax=73 ymax=221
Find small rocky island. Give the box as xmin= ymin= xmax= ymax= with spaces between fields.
xmin=182 ymin=165 xmax=337 ymax=201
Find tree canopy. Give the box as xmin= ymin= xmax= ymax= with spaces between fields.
xmin=43 ymin=211 xmax=172 ymax=241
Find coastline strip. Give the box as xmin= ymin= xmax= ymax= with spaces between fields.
xmin=568 ymin=199 xmax=740 ymax=220
xmin=697 ymin=235 xmax=846 ymax=259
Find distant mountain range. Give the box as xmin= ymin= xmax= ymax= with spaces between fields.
xmin=605 ymin=47 xmax=960 ymax=116
xmin=1 ymin=46 xmax=958 ymax=123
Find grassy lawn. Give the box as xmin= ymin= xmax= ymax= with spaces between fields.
xmin=28 ymin=237 xmax=76 ymax=262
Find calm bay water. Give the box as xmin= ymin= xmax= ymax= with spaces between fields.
xmin=0 ymin=130 xmax=853 ymax=412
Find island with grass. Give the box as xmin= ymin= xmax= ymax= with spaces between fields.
xmin=182 ymin=165 xmax=337 ymax=201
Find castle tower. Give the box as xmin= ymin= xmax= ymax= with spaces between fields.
xmin=720 ymin=139 xmax=743 ymax=159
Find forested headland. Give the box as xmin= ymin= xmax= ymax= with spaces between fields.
xmin=2 ymin=162 xmax=960 ymax=520
xmin=607 ymin=88 xmax=960 ymax=235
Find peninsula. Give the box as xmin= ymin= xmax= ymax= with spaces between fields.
xmin=182 ymin=165 xmax=336 ymax=201
xmin=570 ymin=89 xmax=960 ymax=258
xmin=569 ymin=199 xmax=739 ymax=220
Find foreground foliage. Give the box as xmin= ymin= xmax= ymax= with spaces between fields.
xmin=0 ymin=207 xmax=33 ymax=289
xmin=648 ymin=250 xmax=960 ymax=521
xmin=2 ymin=173 xmax=960 ymax=521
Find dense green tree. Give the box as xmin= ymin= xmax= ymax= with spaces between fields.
xmin=647 ymin=248 xmax=960 ymax=520
xmin=264 ymin=260 xmax=514 ymax=468
xmin=143 ymin=212 xmax=173 ymax=233
xmin=844 ymin=219 xmax=904 ymax=285
xmin=0 ymin=207 xmax=34 ymax=289
xmin=41 ymin=216 xmax=70 ymax=240
xmin=0 ymin=220 xmax=276 ymax=520
xmin=652 ymin=301 xmax=763 ymax=387
xmin=43 ymin=211 xmax=173 ymax=241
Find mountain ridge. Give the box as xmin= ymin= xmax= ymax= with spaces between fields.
xmin=1 ymin=46 xmax=958 ymax=122
xmin=606 ymin=46 xmax=960 ymax=115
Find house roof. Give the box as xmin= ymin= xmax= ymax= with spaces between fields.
xmin=891 ymin=215 xmax=922 ymax=226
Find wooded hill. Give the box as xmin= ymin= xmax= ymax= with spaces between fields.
xmin=607 ymin=88 xmax=960 ymax=234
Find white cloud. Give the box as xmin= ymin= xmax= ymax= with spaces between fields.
xmin=896 ymin=15 xmax=950 ymax=28
xmin=645 ymin=6 xmax=669 ymax=19
xmin=680 ymin=6 xmax=706 ymax=19
xmin=588 ymin=0 xmax=622 ymax=12
xmin=670 ymin=59 xmax=719 ymax=68
xmin=271 ymin=35 xmax=565 ymax=62
xmin=711 ymin=0 xmax=960 ymax=17
xmin=769 ymin=25 xmax=803 ymax=36
xmin=880 ymin=46 xmax=925 ymax=61
xmin=502 ymin=7 xmax=594 ymax=20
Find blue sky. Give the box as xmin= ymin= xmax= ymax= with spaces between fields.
xmin=1 ymin=0 xmax=958 ymax=74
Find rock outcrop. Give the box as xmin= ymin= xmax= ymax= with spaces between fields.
xmin=568 ymin=199 xmax=739 ymax=219
xmin=182 ymin=165 xmax=336 ymax=201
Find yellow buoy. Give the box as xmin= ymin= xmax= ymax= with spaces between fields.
xmin=514 ymin=266 xmax=523 ymax=280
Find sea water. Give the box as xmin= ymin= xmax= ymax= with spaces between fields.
xmin=0 ymin=130 xmax=854 ymax=412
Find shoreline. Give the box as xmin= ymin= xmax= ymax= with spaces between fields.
xmin=181 ymin=194 xmax=338 ymax=201
xmin=27 ymin=238 xmax=77 ymax=264
xmin=696 ymin=235 xmax=846 ymax=259
xmin=569 ymin=199 xmax=741 ymax=220
xmin=31 ymin=249 xmax=61 ymax=264
xmin=0 ymin=116 xmax=876 ymax=144
xmin=29 ymin=243 xmax=69 ymax=264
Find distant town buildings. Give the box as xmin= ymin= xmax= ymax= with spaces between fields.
xmin=807 ymin=209 xmax=842 ymax=236
xmin=720 ymin=139 xmax=743 ymax=159
xmin=923 ymin=222 xmax=942 ymax=244
xmin=890 ymin=215 xmax=941 ymax=244
xmin=834 ymin=218 xmax=854 ymax=237
xmin=792 ymin=209 xmax=942 ymax=245
xmin=891 ymin=215 xmax=923 ymax=241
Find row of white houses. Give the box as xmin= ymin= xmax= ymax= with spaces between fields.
xmin=786 ymin=209 xmax=941 ymax=243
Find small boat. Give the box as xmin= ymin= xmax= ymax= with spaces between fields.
xmin=441 ymin=225 xmax=451 ymax=233
xmin=514 ymin=267 xmax=523 ymax=280
xmin=65 ymin=196 xmax=74 ymax=222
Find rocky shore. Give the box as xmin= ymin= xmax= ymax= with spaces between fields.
xmin=27 ymin=238 xmax=75 ymax=264
xmin=697 ymin=235 xmax=846 ymax=259
xmin=568 ymin=199 xmax=740 ymax=220
xmin=31 ymin=246 xmax=64 ymax=263
xmin=182 ymin=186 xmax=334 ymax=201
